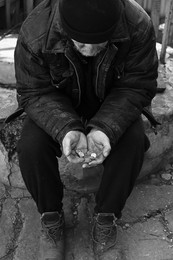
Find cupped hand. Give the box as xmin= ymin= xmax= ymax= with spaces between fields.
xmin=62 ymin=131 xmax=87 ymax=163
xmin=82 ymin=129 xmax=111 ymax=168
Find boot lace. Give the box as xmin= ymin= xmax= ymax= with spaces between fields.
xmin=92 ymin=220 xmax=117 ymax=245
xmin=43 ymin=221 xmax=63 ymax=244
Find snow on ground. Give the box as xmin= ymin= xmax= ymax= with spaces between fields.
xmin=156 ymin=43 xmax=173 ymax=86
xmin=0 ymin=34 xmax=18 ymax=63
xmin=156 ymin=42 xmax=173 ymax=58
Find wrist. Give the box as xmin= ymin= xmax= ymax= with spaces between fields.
xmin=89 ymin=128 xmax=99 ymax=133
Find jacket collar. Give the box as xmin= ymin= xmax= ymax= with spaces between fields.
xmin=43 ymin=0 xmax=67 ymax=53
xmin=43 ymin=0 xmax=130 ymax=54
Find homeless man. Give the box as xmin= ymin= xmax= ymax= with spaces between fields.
xmin=14 ymin=0 xmax=158 ymax=258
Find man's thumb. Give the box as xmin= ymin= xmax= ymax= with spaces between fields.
xmin=62 ymin=139 xmax=71 ymax=157
xmin=102 ymin=144 xmax=111 ymax=157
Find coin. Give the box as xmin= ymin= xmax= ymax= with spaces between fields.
xmin=76 ymin=150 xmax=84 ymax=158
xmin=90 ymin=153 xmax=97 ymax=158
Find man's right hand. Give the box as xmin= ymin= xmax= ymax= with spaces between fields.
xmin=62 ymin=131 xmax=87 ymax=163
xmin=82 ymin=129 xmax=111 ymax=168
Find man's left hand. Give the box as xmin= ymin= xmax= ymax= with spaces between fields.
xmin=83 ymin=129 xmax=111 ymax=168
xmin=62 ymin=130 xmax=87 ymax=163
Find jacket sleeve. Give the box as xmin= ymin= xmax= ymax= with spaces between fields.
xmin=87 ymin=20 xmax=158 ymax=146
xmin=15 ymin=34 xmax=84 ymax=144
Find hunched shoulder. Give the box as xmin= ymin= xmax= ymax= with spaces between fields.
xmin=19 ymin=0 xmax=52 ymax=50
xmin=124 ymin=0 xmax=151 ymax=34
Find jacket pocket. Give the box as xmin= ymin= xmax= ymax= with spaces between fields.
xmin=50 ymin=68 xmax=74 ymax=89
xmin=4 ymin=108 xmax=25 ymax=124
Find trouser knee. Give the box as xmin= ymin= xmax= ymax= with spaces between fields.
xmin=17 ymin=117 xmax=61 ymax=160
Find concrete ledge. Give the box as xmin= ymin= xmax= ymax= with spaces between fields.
xmin=0 ymin=66 xmax=173 ymax=192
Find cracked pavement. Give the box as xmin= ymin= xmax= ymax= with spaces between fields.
xmin=0 ymin=166 xmax=173 ymax=260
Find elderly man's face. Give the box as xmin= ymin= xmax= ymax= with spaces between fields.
xmin=72 ymin=40 xmax=108 ymax=57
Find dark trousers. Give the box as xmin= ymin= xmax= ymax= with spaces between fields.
xmin=17 ymin=117 xmax=149 ymax=218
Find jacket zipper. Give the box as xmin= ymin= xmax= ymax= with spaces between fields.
xmin=65 ymin=54 xmax=81 ymax=107
xmin=95 ymin=51 xmax=108 ymax=101
xmin=116 ymin=68 xmax=121 ymax=79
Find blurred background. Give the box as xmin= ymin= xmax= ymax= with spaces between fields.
xmin=0 ymin=0 xmax=172 ymax=44
xmin=0 ymin=0 xmax=43 ymax=32
xmin=0 ymin=0 xmax=172 ymax=62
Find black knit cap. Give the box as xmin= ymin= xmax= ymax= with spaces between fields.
xmin=59 ymin=0 xmax=123 ymax=44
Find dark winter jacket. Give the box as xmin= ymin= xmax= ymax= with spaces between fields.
xmin=14 ymin=0 xmax=158 ymax=146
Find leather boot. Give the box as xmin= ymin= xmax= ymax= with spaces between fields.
xmin=92 ymin=213 xmax=117 ymax=255
xmin=38 ymin=211 xmax=65 ymax=260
